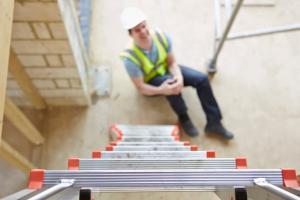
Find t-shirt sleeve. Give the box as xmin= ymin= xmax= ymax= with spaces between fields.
xmin=123 ymin=58 xmax=143 ymax=78
xmin=164 ymin=32 xmax=172 ymax=53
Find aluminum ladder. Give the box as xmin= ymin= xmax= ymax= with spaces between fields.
xmin=4 ymin=124 xmax=300 ymax=200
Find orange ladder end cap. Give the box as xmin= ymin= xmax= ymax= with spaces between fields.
xmin=111 ymin=141 xmax=118 ymax=146
xmin=183 ymin=141 xmax=190 ymax=146
xmin=28 ymin=169 xmax=45 ymax=189
xmin=110 ymin=124 xmax=123 ymax=135
xmin=68 ymin=158 xmax=79 ymax=170
xmin=117 ymin=132 xmax=123 ymax=137
xmin=206 ymin=150 xmax=216 ymax=158
xmin=117 ymin=136 xmax=122 ymax=140
xmin=110 ymin=123 xmax=116 ymax=130
xmin=171 ymin=125 xmax=179 ymax=136
xmin=106 ymin=145 xmax=114 ymax=151
xmin=92 ymin=151 xmax=102 ymax=158
xmin=190 ymin=145 xmax=199 ymax=151
xmin=174 ymin=135 xmax=180 ymax=141
xmin=235 ymin=157 xmax=247 ymax=169
xmin=109 ymin=123 xmax=118 ymax=133
xmin=282 ymin=168 xmax=300 ymax=188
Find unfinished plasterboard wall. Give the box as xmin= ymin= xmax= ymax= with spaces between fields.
xmin=7 ymin=0 xmax=91 ymax=106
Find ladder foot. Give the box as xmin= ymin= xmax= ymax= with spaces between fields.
xmin=79 ymin=189 xmax=91 ymax=200
xmin=235 ymin=188 xmax=247 ymax=200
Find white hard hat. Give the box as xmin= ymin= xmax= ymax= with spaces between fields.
xmin=120 ymin=7 xmax=147 ymax=30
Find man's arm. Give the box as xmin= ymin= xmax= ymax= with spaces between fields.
xmin=167 ymin=52 xmax=182 ymax=80
xmin=131 ymin=76 xmax=177 ymax=96
xmin=166 ymin=52 xmax=183 ymax=94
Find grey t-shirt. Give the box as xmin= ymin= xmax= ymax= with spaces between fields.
xmin=122 ymin=32 xmax=172 ymax=78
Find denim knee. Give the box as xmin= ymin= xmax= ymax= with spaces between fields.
xmin=195 ymin=73 xmax=209 ymax=87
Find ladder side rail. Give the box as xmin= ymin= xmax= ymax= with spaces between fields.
xmin=28 ymin=179 xmax=74 ymax=200
xmin=2 ymin=189 xmax=36 ymax=200
xmin=254 ymin=178 xmax=300 ymax=200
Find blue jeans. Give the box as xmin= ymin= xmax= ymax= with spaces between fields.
xmin=148 ymin=65 xmax=222 ymax=123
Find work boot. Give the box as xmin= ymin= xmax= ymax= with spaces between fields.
xmin=179 ymin=113 xmax=199 ymax=137
xmin=205 ymin=122 xmax=234 ymax=140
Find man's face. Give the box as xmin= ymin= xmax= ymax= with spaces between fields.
xmin=130 ymin=21 xmax=150 ymax=42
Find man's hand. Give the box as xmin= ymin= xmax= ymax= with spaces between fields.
xmin=159 ymin=79 xmax=177 ymax=95
xmin=170 ymin=76 xmax=183 ymax=95
xmin=159 ymin=77 xmax=183 ymax=95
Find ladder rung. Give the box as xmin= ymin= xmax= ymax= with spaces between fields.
xmin=107 ymin=146 xmax=192 ymax=151
xmin=95 ymin=151 xmax=211 ymax=159
xmin=76 ymin=158 xmax=238 ymax=170
xmin=116 ymin=124 xmax=177 ymax=131
xmin=111 ymin=124 xmax=179 ymax=137
xmin=38 ymin=169 xmax=284 ymax=191
xmin=119 ymin=137 xmax=179 ymax=142
xmin=113 ymin=141 xmax=189 ymax=146
xmin=116 ymin=132 xmax=178 ymax=136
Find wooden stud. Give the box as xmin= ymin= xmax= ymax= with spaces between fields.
xmin=0 ymin=0 xmax=14 ymax=142
xmin=9 ymin=49 xmax=47 ymax=109
xmin=0 ymin=140 xmax=36 ymax=174
xmin=4 ymin=97 xmax=45 ymax=145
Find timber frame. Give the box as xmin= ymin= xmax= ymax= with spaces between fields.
xmin=0 ymin=0 xmax=44 ymax=174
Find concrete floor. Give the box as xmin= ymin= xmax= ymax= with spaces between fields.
xmin=1 ymin=0 xmax=300 ymax=199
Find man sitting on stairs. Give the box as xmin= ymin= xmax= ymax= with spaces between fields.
xmin=119 ymin=7 xmax=233 ymax=140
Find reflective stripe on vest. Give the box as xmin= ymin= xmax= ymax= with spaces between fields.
xmin=155 ymin=29 xmax=169 ymax=51
xmin=120 ymin=31 xmax=169 ymax=82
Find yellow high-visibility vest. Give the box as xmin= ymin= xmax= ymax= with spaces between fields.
xmin=120 ymin=30 xmax=170 ymax=82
